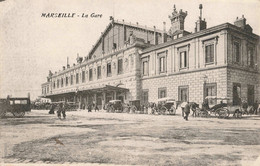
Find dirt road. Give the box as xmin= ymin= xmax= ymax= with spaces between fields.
xmin=0 ymin=110 xmax=260 ymax=165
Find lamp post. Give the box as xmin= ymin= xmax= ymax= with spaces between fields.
xmin=203 ymin=75 xmax=208 ymax=101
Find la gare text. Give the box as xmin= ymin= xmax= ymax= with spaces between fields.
xmin=41 ymin=13 xmax=102 ymax=18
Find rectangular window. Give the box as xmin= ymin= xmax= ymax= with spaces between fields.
xmin=82 ymin=71 xmax=85 ymax=83
xmin=107 ymin=62 xmax=112 ymax=77
xmin=205 ymin=44 xmax=214 ymax=63
xmin=158 ymin=87 xmax=167 ymax=99
xmin=76 ymin=73 xmax=79 ymax=84
xmin=204 ymin=83 xmax=217 ymax=105
xmin=142 ymin=90 xmax=149 ymax=104
xmin=118 ymin=59 xmax=123 ymax=74
xmin=70 ymin=75 xmax=73 ymax=85
xmin=66 ymin=77 xmax=68 ymax=86
xmin=53 ymin=82 xmax=55 ymax=89
xmin=89 ymin=69 xmax=93 ymax=81
xmin=159 ymin=57 xmax=165 ymax=73
xmin=61 ymin=78 xmax=63 ymax=87
xmin=57 ymin=80 xmax=60 ymax=88
xmin=180 ymin=51 xmax=187 ymax=68
xmin=234 ymin=42 xmax=240 ymax=63
xmin=47 ymin=86 xmax=49 ymax=93
xmin=143 ymin=61 xmax=149 ymax=76
xmin=247 ymin=47 xmax=254 ymax=67
xmin=178 ymin=86 xmax=189 ymax=102
xmin=97 ymin=66 xmax=101 ymax=79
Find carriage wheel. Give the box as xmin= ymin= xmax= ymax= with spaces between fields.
xmin=159 ymin=106 xmax=167 ymax=115
xmin=0 ymin=111 xmax=6 ymax=118
xmin=171 ymin=107 xmax=176 ymax=115
xmin=216 ymin=108 xmax=229 ymax=118
xmin=12 ymin=111 xmax=25 ymax=117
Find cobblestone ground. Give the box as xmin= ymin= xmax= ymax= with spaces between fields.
xmin=0 ymin=110 xmax=260 ymax=166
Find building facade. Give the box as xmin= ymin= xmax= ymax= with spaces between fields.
xmin=41 ymin=5 xmax=260 ymax=109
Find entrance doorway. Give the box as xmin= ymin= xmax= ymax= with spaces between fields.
xmin=233 ymin=83 xmax=241 ymax=105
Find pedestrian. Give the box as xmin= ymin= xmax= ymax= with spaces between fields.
xmin=62 ymin=102 xmax=67 ymax=119
xmin=241 ymin=100 xmax=248 ymax=115
xmin=48 ymin=104 xmax=55 ymax=114
xmin=253 ymin=100 xmax=259 ymax=115
xmin=181 ymin=101 xmax=187 ymax=117
xmin=94 ymin=103 xmax=99 ymax=112
xmin=88 ymin=104 xmax=92 ymax=112
xmin=184 ymin=102 xmax=190 ymax=121
xmin=57 ymin=103 xmax=62 ymax=119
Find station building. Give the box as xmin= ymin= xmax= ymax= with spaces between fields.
xmin=41 ymin=5 xmax=260 ymax=109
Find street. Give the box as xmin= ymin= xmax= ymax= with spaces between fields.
xmin=0 ymin=109 xmax=260 ymax=166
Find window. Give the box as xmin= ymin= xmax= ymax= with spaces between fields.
xmin=89 ymin=69 xmax=93 ymax=81
xmin=143 ymin=61 xmax=149 ymax=76
xmin=248 ymin=85 xmax=254 ymax=106
xmin=47 ymin=86 xmax=49 ymax=93
xmin=66 ymin=77 xmax=68 ymax=86
xmin=118 ymin=59 xmax=123 ymax=74
xmin=234 ymin=42 xmax=240 ymax=63
xmin=233 ymin=83 xmax=241 ymax=105
xmin=82 ymin=71 xmax=85 ymax=83
xmin=180 ymin=51 xmax=187 ymax=68
xmin=205 ymin=44 xmax=214 ymax=63
xmin=158 ymin=52 xmax=166 ymax=73
xmin=76 ymin=73 xmax=79 ymax=84
xmin=53 ymin=82 xmax=55 ymax=89
xmin=61 ymin=78 xmax=63 ymax=87
xmin=247 ymin=47 xmax=254 ymax=67
xmin=159 ymin=57 xmax=165 ymax=73
xmin=70 ymin=75 xmax=73 ymax=85
xmin=57 ymin=79 xmax=60 ymax=88
xmin=204 ymin=83 xmax=217 ymax=105
xmin=178 ymin=86 xmax=188 ymax=102
xmin=97 ymin=66 xmax=101 ymax=79
xmin=142 ymin=90 xmax=149 ymax=104
xmin=158 ymin=87 xmax=167 ymax=99
xmin=107 ymin=62 xmax=112 ymax=77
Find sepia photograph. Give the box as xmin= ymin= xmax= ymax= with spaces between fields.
xmin=0 ymin=0 xmax=260 ymax=165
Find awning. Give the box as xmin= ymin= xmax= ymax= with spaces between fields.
xmin=40 ymin=85 xmax=129 ymax=98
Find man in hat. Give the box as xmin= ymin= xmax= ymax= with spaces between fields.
xmin=184 ymin=101 xmax=190 ymax=121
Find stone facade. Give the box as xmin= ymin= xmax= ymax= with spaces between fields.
xmin=41 ymin=6 xmax=260 ymax=108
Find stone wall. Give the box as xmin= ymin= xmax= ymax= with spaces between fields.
xmin=142 ymin=67 xmax=227 ymax=104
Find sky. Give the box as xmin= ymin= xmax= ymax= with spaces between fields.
xmin=0 ymin=0 xmax=259 ymax=100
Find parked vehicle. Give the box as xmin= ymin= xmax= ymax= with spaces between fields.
xmin=205 ymin=96 xmax=241 ymax=118
xmin=106 ymin=100 xmax=123 ymax=113
xmin=157 ymin=98 xmax=178 ymax=115
xmin=0 ymin=96 xmax=31 ymax=118
xmin=129 ymin=100 xmax=142 ymax=113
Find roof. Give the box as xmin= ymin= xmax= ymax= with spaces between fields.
xmin=87 ymin=19 xmax=166 ymax=59
xmin=141 ymin=22 xmax=259 ymax=54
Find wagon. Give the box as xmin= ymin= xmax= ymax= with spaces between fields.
xmin=106 ymin=100 xmax=123 ymax=113
xmin=0 ymin=97 xmax=31 ymax=118
xmin=205 ymin=96 xmax=241 ymax=118
xmin=157 ymin=98 xmax=177 ymax=115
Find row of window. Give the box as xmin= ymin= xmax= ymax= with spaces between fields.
xmin=52 ymin=59 xmax=124 ymax=89
xmin=142 ymin=83 xmax=217 ymax=104
xmin=142 ymin=42 xmax=255 ymax=76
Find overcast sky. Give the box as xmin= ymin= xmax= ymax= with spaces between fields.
xmin=0 ymin=0 xmax=259 ymax=100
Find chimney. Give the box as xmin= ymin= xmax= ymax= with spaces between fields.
xmin=234 ymin=15 xmax=253 ymax=33
xmin=194 ymin=4 xmax=207 ymax=32
xmin=162 ymin=22 xmax=167 ymax=43
xmin=153 ymin=26 xmax=158 ymax=45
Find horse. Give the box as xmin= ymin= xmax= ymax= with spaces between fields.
xmin=189 ymin=102 xmax=200 ymax=117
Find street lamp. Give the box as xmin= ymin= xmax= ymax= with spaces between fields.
xmin=203 ymin=75 xmax=208 ymax=101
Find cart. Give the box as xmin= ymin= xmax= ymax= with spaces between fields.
xmin=0 ymin=97 xmax=31 ymax=118
xmin=157 ymin=98 xmax=177 ymax=115
xmin=106 ymin=100 xmax=123 ymax=113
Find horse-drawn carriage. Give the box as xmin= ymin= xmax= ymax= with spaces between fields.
xmin=201 ymin=96 xmax=241 ymax=118
xmin=156 ymin=98 xmax=178 ymax=115
xmin=0 ymin=96 xmax=31 ymax=118
xmin=106 ymin=100 xmax=123 ymax=113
